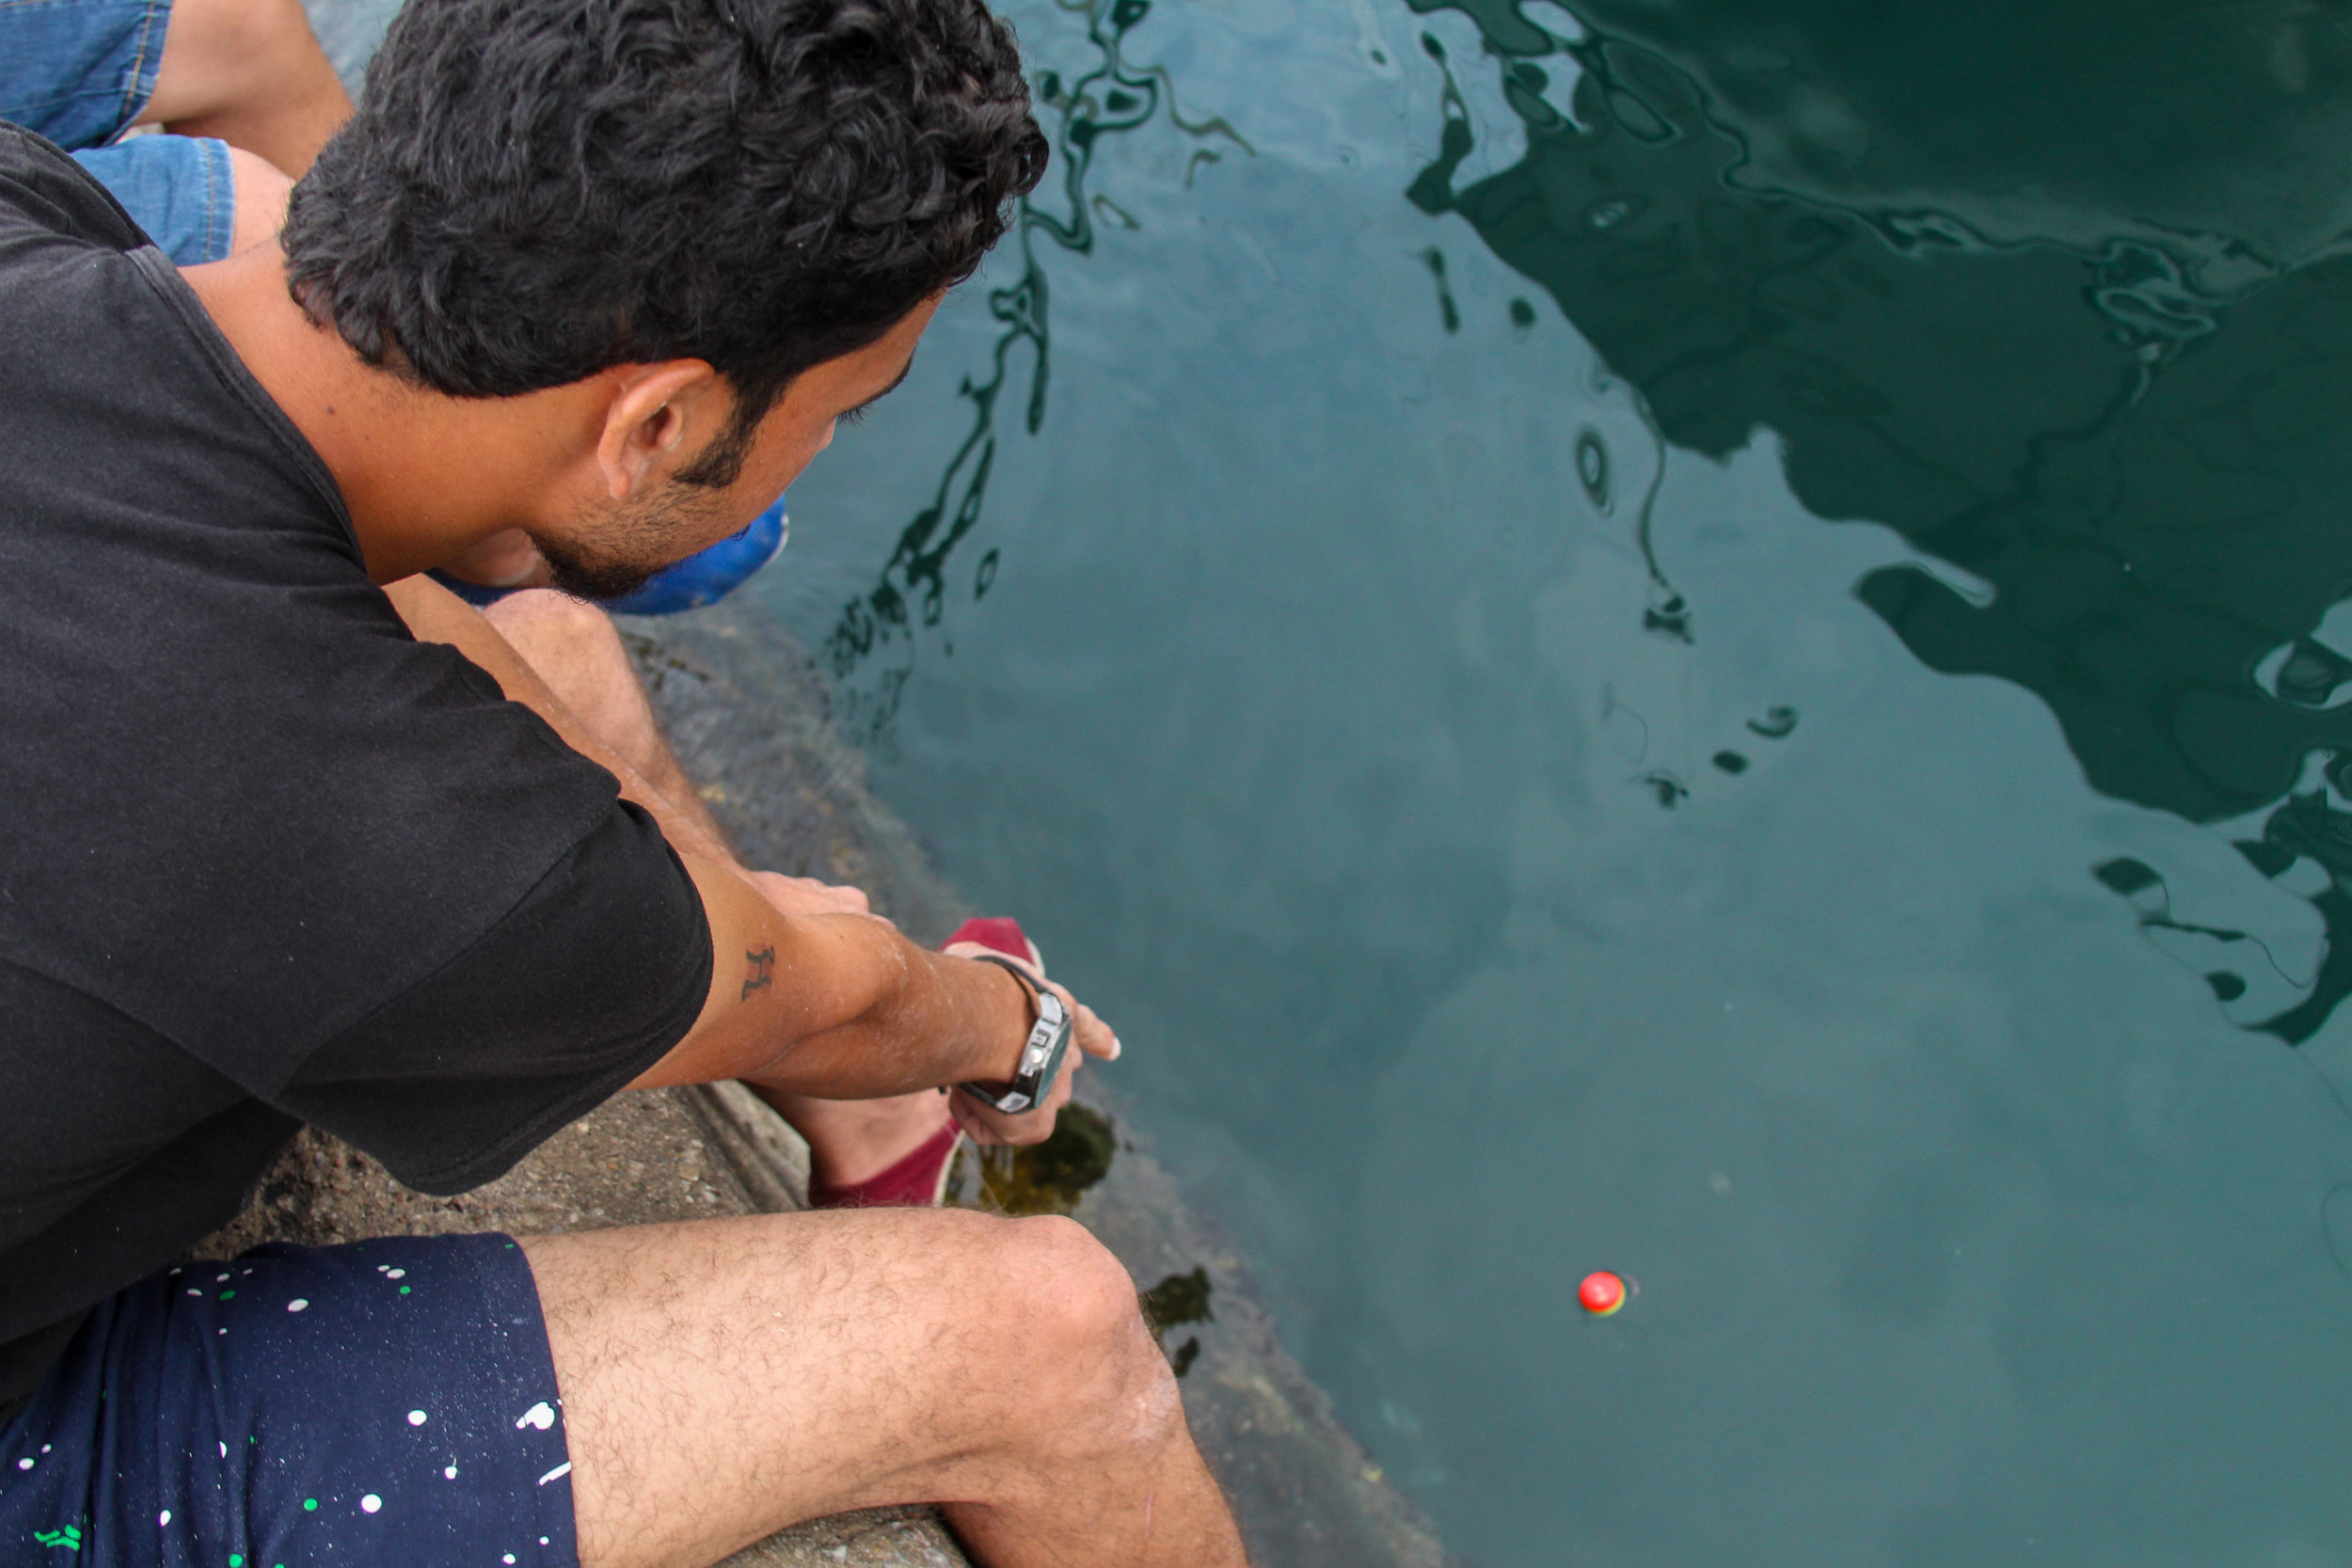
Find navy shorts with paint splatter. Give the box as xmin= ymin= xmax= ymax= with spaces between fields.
xmin=0 ymin=1233 xmax=579 ymax=1567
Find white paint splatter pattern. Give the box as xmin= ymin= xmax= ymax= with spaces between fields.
xmin=24 ymin=1246 xmax=579 ymax=1562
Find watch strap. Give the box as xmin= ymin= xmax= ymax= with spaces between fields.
xmin=969 ymin=951 xmax=1042 ymax=1000
xmin=958 ymin=954 xmax=1073 ymax=1116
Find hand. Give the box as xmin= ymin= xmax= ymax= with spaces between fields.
xmin=941 ymin=942 xmax=1120 ymax=1148
xmin=745 ymin=871 xmax=892 ymax=926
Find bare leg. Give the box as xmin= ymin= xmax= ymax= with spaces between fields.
xmin=442 ymin=527 xmax=554 ymax=593
xmin=481 ymin=590 xmax=723 ymax=848
xmin=754 ymin=1084 xmax=957 ymax=1187
xmin=524 ymin=1210 xmax=1246 ymax=1568
xmin=486 ymin=590 xmax=958 ymax=1182
xmin=221 ymin=146 xmax=292 ymax=256
xmin=147 ymin=0 xmax=353 ymax=176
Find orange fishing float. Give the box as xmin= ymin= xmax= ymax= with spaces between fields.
xmin=1578 ymin=1271 xmax=1629 ymax=1316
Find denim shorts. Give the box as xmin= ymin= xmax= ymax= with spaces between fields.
xmin=0 ymin=0 xmax=237 ymax=263
xmin=0 ymin=0 xmax=169 ymax=150
xmin=0 ymin=1233 xmax=580 ymax=1567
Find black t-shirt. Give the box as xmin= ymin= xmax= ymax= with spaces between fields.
xmin=0 ymin=126 xmax=715 ymax=1418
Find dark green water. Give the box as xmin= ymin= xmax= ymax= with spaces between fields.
xmin=767 ymin=0 xmax=2352 ymax=1561
xmin=786 ymin=1 xmax=2352 ymax=1561
xmin=290 ymin=0 xmax=2352 ymax=1559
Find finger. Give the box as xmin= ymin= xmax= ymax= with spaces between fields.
xmin=798 ymin=878 xmax=870 ymax=915
xmin=951 ymin=1090 xmax=1057 ymax=1147
xmin=1048 ymin=987 xmax=1117 ymax=1061
xmin=1071 ymin=1002 xmax=1120 ymax=1061
xmin=747 ymin=871 xmax=878 ymax=921
xmin=948 ymin=1095 xmax=1010 ymax=1146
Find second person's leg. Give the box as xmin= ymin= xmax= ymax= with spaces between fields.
xmin=147 ymin=0 xmax=351 ymax=175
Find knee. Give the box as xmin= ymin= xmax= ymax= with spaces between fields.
xmin=483 ymin=586 xmax=618 ymax=654
xmin=988 ymin=1216 xmax=1179 ymax=1457
xmin=169 ymin=0 xmax=319 ymax=77
xmin=224 ymin=147 xmax=292 ymax=255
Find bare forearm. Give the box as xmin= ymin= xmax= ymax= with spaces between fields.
xmin=635 ymin=854 xmax=1033 ymax=1097
xmin=385 ymin=575 xmax=1030 ymax=1100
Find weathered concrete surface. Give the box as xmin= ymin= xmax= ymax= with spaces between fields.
xmin=624 ymin=607 xmax=1454 ymax=1568
xmin=200 ymin=1092 xmax=756 ymax=1250
xmin=197 ymin=1087 xmax=972 ymax=1566
xmin=199 ymin=604 xmax=1451 ymax=1568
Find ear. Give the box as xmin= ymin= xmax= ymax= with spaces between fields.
xmin=595 ymin=360 xmax=727 ymax=501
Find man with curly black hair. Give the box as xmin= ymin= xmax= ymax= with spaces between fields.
xmin=0 ymin=0 xmax=1248 ymax=1562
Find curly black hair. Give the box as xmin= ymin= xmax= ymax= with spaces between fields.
xmin=282 ymin=0 xmax=1047 ymax=483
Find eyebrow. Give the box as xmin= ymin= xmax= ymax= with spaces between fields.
xmin=842 ymin=358 xmax=914 ymax=420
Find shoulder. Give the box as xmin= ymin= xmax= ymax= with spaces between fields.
xmin=0 ymin=122 xmax=146 ymax=257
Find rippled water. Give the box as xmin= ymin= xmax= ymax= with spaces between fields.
xmin=758 ymin=1 xmax=2352 ymax=1561
xmin=764 ymin=2 xmax=2352 ymax=1560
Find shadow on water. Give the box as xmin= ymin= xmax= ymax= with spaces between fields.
xmin=946 ymin=1104 xmax=1216 ymax=1379
xmin=819 ymin=0 xmax=1248 ymax=740
xmin=1139 ymin=1264 xmax=1214 ymax=1378
xmin=1405 ymin=0 xmax=2352 ymax=1043
xmin=948 ymin=1101 xmax=1119 ymax=1216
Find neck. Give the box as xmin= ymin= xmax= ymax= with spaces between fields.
xmin=181 ymin=243 xmax=596 ymax=583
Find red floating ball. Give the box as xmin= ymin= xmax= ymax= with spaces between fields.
xmin=1579 ymin=1271 xmax=1627 ymax=1316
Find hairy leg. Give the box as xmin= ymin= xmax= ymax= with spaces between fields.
xmin=522 ymin=1210 xmax=1248 ymax=1568
xmin=486 ymin=590 xmax=960 ymax=1180
xmin=148 ymin=0 xmax=353 ymax=175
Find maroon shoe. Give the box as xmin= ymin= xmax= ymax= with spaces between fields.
xmin=805 ymin=917 xmax=1040 ymax=1209
xmin=807 ymin=1117 xmax=962 ymax=1210
xmin=944 ymin=915 xmax=1042 ymax=968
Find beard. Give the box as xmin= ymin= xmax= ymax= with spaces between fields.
xmin=532 ymin=483 xmax=732 ymax=603
xmin=532 ymin=534 xmax=662 ymax=602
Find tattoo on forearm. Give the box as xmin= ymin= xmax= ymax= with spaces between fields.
xmin=742 ymin=945 xmax=775 ymax=999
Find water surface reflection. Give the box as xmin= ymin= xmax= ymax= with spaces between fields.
xmin=772 ymin=0 xmax=2352 ymax=1562
xmin=1412 ymin=0 xmax=2352 ymax=1041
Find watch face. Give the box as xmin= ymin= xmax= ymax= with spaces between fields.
xmin=959 ymin=970 xmax=1073 ymax=1116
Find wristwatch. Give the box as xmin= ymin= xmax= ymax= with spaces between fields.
xmin=958 ymin=954 xmax=1073 ymax=1116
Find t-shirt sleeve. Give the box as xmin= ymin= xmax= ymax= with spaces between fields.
xmin=275 ymin=800 xmax=714 ymax=1196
